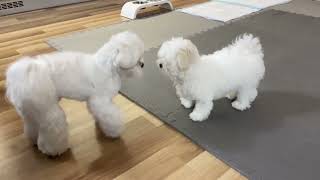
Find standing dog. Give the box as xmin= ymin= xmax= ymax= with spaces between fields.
xmin=157 ymin=34 xmax=265 ymax=121
xmin=6 ymin=31 xmax=144 ymax=156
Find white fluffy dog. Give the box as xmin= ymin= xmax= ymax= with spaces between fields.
xmin=157 ymin=34 xmax=265 ymax=122
xmin=6 ymin=31 xmax=145 ymax=156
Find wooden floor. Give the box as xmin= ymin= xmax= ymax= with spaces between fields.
xmin=0 ymin=0 xmax=246 ymax=179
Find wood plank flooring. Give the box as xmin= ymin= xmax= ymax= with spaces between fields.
xmin=0 ymin=0 xmax=246 ymax=179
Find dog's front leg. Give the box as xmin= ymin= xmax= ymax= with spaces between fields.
xmin=87 ymin=96 xmax=123 ymax=138
xmin=176 ymin=85 xmax=193 ymax=108
xmin=189 ymin=101 xmax=213 ymax=122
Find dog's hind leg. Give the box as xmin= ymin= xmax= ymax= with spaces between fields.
xmin=37 ymin=103 xmax=69 ymax=156
xmin=13 ymin=106 xmax=39 ymax=145
xmin=232 ymin=87 xmax=257 ymax=111
xmin=87 ymin=96 xmax=123 ymax=138
xmin=23 ymin=120 xmax=39 ymax=145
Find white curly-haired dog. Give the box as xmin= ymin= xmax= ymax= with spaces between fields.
xmin=157 ymin=34 xmax=265 ymax=122
xmin=5 ymin=31 xmax=145 ymax=156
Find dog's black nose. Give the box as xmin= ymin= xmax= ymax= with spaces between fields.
xmin=138 ymin=62 xmax=144 ymax=68
xmin=159 ymin=64 xmax=163 ymax=68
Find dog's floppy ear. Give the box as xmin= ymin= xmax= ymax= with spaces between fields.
xmin=96 ymin=48 xmax=118 ymax=68
xmin=110 ymin=49 xmax=120 ymax=67
xmin=176 ymin=41 xmax=199 ymax=71
xmin=114 ymin=45 xmax=136 ymax=69
xmin=177 ymin=48 xmax=191 ymax=71
xmin=95 ymin=43 xmax=120 ymax=70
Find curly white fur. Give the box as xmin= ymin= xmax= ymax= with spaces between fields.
xmin=5 ymin=31 xmax=145 ymax=156
xmin=157 ymin=34 xmax=265 ymax=122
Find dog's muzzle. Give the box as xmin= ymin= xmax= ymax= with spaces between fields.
xmin=159 ymin=63 xmax=163 ymax=68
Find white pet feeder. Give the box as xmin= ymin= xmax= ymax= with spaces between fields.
xmin=121 ymin=0 xmax=174 ymax=19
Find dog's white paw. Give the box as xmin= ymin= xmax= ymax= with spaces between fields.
xmin=232 ymin=101 xmax=250 ymax=111
xmin=180 ymin=98 xmax=193 ymax=108
xmin=104 ymin=129 xmax=122 ymax=138
xmin=96 ymin=121 xmax=123 ymax=138
xmin=189 ymin=112 xmax=207 ymax=122
xmin=37 ymin=140 xmax=69 ymax=156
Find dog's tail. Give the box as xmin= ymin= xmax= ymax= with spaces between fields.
xmin=6 ymin=57 xmax=35 ymax=106
xmin=233 ymin=33 xmax=263 ymax=57
xmin=232 ymin=33 xmax=265 ymax=80
xmin=5 ymin=57 xmax=52 ymax=108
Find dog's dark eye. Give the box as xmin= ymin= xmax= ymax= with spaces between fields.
xmin=140 ymin=62 xmax=144 ymax=68
xmin=159 ymin=63 xmax=163 ymax=68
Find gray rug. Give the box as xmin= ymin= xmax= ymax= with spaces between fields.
xmin=119 ymin=10 xmax=320 ymax=180
xmin=47 ymin=11 xmax=222 ymax=52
